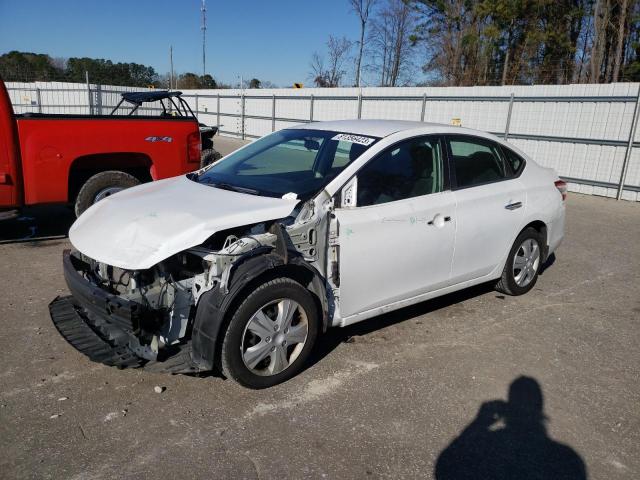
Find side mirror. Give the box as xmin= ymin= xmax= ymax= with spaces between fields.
xmin=304 ymin=138 xmax=320 ymax=151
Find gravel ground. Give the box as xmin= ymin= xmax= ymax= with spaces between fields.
xmin=1 ymin=137 xmax=639 ymax=479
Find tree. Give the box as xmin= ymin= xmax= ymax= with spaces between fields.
xmin=176 ymin=73 xmax=218 ymax=89
xmin=370 ymin=0 xmax=416 ymax=86
xmin=249 ymin=78 xmax=261 ymax=88
xmin=408 ymin=0 xmax=620 ymax=86
xmin=0 ymin=51 xmax=62 ymax=82
xmin=309 ymin=36 xmax=353 ymax=87
xmin=350 ymin=0 xmax=377 ymax=87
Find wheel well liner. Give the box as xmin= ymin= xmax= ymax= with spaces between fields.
xmin=190 ymin=250 xmax=328 ymax=372
xmin=67 ymin=153 xmax=153 ymax=202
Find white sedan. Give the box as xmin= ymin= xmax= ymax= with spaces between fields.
xmin=50 ymin=120 xmax=566 ymax=388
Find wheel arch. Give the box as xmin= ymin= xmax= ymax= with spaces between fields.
xmin=67 ymin=152 xmax=153 ymax=202
xmin=191 ymin=251 xmax=329 ymax=372
xmin=519 ymin=220 xmax=548 ymax=261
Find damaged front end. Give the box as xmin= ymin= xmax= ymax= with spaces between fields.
xmin=49 ymin=199 xmax=331 ymax=374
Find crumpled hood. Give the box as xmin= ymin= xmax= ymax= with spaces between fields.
xmin=69 ymin=175 xmax=299 ymax=270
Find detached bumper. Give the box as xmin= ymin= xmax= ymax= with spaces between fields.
xmin=49 ymin=250 xmax=200 ymax=373
xmin=49 ymin=295 xmax=144 ymax=368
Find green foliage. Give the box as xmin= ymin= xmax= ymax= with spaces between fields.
xmin=409 ymin=0 xmax=639 ymax=85
xmin=0 ymin=51 xmax=62 ymax=81
xmin=0 ymin=51 xmax=157 ymax=86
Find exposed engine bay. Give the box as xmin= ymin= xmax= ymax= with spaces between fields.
xmin=54 ymin=193 xmax=339 ymax=372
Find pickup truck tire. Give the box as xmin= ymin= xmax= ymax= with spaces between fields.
xmin=200 ymin=148 xmax=222 ymax=168
xmin=74 ymin=170 xmax=140 ymax=217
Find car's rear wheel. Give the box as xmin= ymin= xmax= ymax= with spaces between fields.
xmin=74 ymin=170 xmax=140 ymax=217
xmin=496 ymin=227 xmax=544 ymax=296
xmin=220 ymin=278 xmax=319 ymax=389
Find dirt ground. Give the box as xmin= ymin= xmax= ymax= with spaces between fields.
xmin=1 ymin=137 xmax=639 ymax=479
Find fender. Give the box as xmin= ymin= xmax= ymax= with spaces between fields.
xmin=190 ymin=247 xmax=329 ymax=372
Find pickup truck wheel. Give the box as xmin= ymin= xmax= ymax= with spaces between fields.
xmin=220 ymin=278 xmax=319 ymax=389
xmin=200 ymin=148 xmax=222 ymax=168
xmin=74 ymin=170 xmax=140 ymax=217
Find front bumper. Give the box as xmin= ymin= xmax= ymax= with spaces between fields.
xmin=49 ymin=250 xmax=200 ymax=373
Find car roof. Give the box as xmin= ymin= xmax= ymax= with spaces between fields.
xmin=121 ymin=90 xmax=183 ymax=105
xmin=294 ymin=119 xmax=495 ymax=139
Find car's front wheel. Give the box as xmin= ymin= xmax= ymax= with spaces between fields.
xmin=496 ymin=227 xmax=544 ymax=296
xmin=220 ymin=277 xmax=319 ymax=389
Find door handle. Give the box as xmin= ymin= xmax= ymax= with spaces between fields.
xmin=505 ymin=201 xmax=523 ymax=210
xmin=428 ymin=214 xmax=452 ymax=227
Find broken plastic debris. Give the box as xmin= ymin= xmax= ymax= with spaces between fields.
xmin=57 ymin=397 xmax=68 ymax=401
xmin=50 ymin=414 xmax=61 ymax=419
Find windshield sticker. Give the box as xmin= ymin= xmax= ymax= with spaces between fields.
xmin=332 ymin=133 xmax=375 ymax=146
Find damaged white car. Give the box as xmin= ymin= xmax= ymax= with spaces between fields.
xmin=50 ymin=120 xmax=566 ymax=388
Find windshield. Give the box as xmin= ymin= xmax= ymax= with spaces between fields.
xmin=193 ymin=129 xmax=379 ymax=200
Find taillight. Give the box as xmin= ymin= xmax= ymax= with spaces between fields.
xmin=187 ymin=131 xmax=201 ymax=164
xmin=555 ymin=180 xmax=567 ymax=201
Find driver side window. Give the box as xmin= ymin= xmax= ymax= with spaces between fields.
xmin=356 ymin=136 xmax=443 ymax=207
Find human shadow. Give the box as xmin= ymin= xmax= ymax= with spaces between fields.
xmin=435 ymin=376 xmax=587 ymax=480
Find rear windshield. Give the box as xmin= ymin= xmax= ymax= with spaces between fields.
xmin=193 ymin=129 xmax=379 ymax=200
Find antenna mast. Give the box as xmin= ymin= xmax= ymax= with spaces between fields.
xmin=201 ymin=0 xmax=207 ymax=77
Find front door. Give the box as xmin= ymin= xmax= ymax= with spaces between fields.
xmin=335 ymin=135 xmax=456 ymax=319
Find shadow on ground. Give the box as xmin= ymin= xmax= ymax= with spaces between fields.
xmin=434 ymin=376 xmax=587 ymax=480
xmin=309 ymin=252 xmax=556 ymax=370
xmin=0 ymin=205 xmax=74 ymax=243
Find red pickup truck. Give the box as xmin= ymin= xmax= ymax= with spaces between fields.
xmin=0 ymin=79 xmax=202 ymax=219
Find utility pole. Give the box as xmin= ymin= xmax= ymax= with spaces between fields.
xmin=169 ymin=45 xmax=174 ymax=90
xmin=201 ymin=0 xmax=207 ymax=77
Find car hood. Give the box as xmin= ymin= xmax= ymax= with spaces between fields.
xmin=69 ymin=175 xmax=299 ymax=270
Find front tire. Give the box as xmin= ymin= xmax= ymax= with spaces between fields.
xmin=496 ymin=227 xmax=544 ymax=296
xmin=74 ymin=170 xmax=140 ymax=217
xmin=220 ymin=278 xmax=319 ymax=389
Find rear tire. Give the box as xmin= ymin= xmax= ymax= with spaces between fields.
xmin=200 ymin=148 xmax=222 ymax=168
xmin=496 ymin=227 xmax=544 ymax=296
xmin=220 ymin=277 xmax=319 ymax=389
xmin=74 ymin=170 xmax=140 ymax=217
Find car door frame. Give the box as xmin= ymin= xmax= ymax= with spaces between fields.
xmin=330 ymin=133 xmax=461 ymax=324
xmin=442 ymin=133 xmax=528 ymax=284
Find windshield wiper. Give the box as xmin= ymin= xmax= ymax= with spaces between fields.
xmin=212 ymin=182 xmax=260 ymax=195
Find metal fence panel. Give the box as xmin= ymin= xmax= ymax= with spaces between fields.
xmin=5 ymin=80 xmax=640 ymax=201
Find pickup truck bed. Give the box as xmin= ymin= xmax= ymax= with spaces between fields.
xmin=0 ymin=78 xmax=202 ymax=217
xmin=15 ymin=113 xmax=200 ymax=205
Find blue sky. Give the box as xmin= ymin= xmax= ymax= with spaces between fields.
xmin=0 ymin=0 xmax=362 ymax=86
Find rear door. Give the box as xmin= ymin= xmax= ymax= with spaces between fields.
xmin=446 ymin=135 xmax=526 ymax=284
xmin=335 ymin=135 xmax=457 ymax=318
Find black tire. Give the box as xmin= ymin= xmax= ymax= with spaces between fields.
xmin=200 ymin=148 xmax=223 ymax=168
xmin=496 ymin=227 xmax=545 ymax=296
xmin=220 ymin=277 xmax=319 ymax=389
xmin=74 ymin=170 xmax=140 ymax=217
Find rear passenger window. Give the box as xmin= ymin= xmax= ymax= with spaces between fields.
xmin=502 ymin=146 xmax=526 ymax=175
xmin=448 ymin=137 xmax=507 ymax=188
